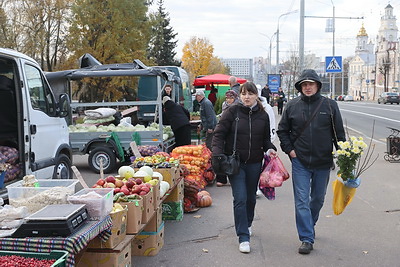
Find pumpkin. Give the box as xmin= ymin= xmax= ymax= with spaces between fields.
xmin=198 ymin=190 xmax=210 ymax=197
xmin=197 ymin=194 xmax=212 ymax=207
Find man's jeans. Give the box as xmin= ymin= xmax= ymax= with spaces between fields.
xmin=229 ymin=162 xmax=262 ymax=243
xmin=291 ymin=157 xmax=330 ymax=243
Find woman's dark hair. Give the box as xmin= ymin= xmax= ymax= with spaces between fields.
xmin=239 ymin=82 xmax=264 ymax=111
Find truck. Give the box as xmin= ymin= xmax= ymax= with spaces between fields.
xmin=46 ymin=55 xmax=179 ymax=174
xmin=137 ymin=66 xmax=193 ymax=123
xmin=0 ymin=48 xmax=73 ymax=199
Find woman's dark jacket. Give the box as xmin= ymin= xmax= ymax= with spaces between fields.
xmin=212 ymin=102 xmax=276 ymax=163
xmin=163 ymin=100 xmax=190 ymax=131
xmin=277 ymin=92 xmax=346 ymax=169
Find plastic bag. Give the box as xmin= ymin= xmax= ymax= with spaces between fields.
xmin=332 ymin=179 xmax=356 ymax=215
xmin=259 ymin=156 xmax=290 ymax=188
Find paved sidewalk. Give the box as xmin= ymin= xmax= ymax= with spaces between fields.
xmin=133 ymin=138 xmax=400 ymax=267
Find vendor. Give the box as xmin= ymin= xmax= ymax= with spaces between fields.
xmin=162 ymin=96 xmax=191 ymax=148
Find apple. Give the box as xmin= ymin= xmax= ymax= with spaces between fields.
xmin=139 ymin=190 xmax=147 ymax=195
xmin=131 ymin=185 xmax=141 ymax=194
xmin=96 ymin=179 xmax=105 ymax=186
xmin=141 ymin=186 xmax=150 ymax=193
xmin=135 ymin=178 xmax=143 ymax=185
xmin=114 ymin=188 xmax=121 ymax=194
xmin=120 ymin=187 xmax=130 ymax=195
xmin=92 ymin=184 xmax=102 ymax=188
xmin=105 ymin=176 xmax=116 ymax=184
xmin=114 ymin=179 xmax=124 ymax=188
xmin=143 ymin=175 xmax=152 ymax=183
xmin=105 ymin=182 xmax=116 ymax=188
xmin=125 ymin=179 xmax=136 ymax=188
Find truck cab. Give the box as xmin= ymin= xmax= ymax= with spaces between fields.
xmin=0 ymin=48 xmax=73 ymax=199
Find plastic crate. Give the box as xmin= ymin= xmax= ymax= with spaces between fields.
xmin=6 ymin=179 xmax=79 ymax=213
xmin=0 ymin=250 xmax=68 ymax=267
xmin=68 ymin=188 xmax=113 ymax=220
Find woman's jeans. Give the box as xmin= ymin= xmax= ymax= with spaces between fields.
xmin=291 ymin=157 xmax=330 ymax=244
xmin=229 ymin=162 xmax=262 ymax=243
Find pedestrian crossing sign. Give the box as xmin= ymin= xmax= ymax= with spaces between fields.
xmin=325 ymin=56 xmax=342 ymax=73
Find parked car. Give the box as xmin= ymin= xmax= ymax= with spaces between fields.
xmin=343 ymin=95 xmax=354 ymax=101
xmin=377 ymin=92 xmax=400 ymax=104
xmin=335 ymin=95 xmax=344 ymax=101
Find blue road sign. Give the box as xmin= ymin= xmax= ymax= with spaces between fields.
xmin=325 ymin=56 xmax=342 ymax=73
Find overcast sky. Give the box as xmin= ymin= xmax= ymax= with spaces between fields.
xmin=152 ymin=0 xmax=399 ymax=62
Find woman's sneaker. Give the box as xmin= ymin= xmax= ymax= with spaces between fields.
xmin=239 ymin=241 xmax=250 ymax=253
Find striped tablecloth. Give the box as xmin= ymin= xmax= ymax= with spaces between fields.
xmin=0 ymin=216 xmax=112 ymax=267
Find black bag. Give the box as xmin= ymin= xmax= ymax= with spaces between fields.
xmin=212 ymin=153 xmax=240 ymax=176
xmin=212 ymin=112 xmax=240 ymax=176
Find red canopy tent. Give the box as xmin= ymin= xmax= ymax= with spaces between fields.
xmin=193 ymin=74 xmax=247 ymax=87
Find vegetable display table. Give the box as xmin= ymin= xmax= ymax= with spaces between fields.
xmin=0 ymin=216 xmax=112 ymax=267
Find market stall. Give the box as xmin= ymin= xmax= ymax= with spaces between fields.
xmin=0 ymin=215 xmax=112 ymax=266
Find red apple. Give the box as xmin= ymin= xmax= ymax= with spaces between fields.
xmin=105 ymin=176 xmax=116 ymax=184
xmin=92 ymin=184 xmax=102 ymax=188
xmin=125 ymin=179 xmax=135 ymax=188
xmin=131 ymin=185 xmax=141 ymax=194
xmin=114 ymin=188 xmax=121 ymax=194
xmin=141 ymin=186 xmax=150 ymax=193
xmin=96 ymin=179 xmax=105 ymax=186
xmin=135 ymin=178 xmax=143 ymax=185
xmin=120 ymin=187 xmax=130 ymax=195
xmin=114 ymin=179 xmax=124 ymax=188
xmin=139 ymin=190 xmax=147 ymax=195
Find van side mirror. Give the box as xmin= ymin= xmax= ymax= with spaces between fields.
xmin=58 ymin=93 xmax=70 ymax=117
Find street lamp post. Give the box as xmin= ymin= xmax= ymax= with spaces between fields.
xmin=276 ymin=10 xmax=298 ymax=74
xmin=268 ymin=32 xmax=277 ymax=74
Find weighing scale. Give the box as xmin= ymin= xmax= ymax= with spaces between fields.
xmin=12 ymin=204 xmax=89 ymax=238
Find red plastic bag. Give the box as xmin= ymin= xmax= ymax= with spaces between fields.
xmin=259 ymin=156 xmax=290 ymax=187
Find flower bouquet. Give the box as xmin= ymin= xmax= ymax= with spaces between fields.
xmin=332 ymin=135 xmax=378 ymax=215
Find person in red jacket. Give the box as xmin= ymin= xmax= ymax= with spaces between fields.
xmin=208 ymin=85 xmax=218 ymax=106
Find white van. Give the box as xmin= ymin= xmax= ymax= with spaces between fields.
xmin=0 ymin=48 xmax=72 ymax=199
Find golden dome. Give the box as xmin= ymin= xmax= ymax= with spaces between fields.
xmin=357 ymin=23 xmax=368 ymax=37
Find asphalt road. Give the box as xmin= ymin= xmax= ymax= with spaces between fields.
xmin=337 ymin=101 xmax=400 ymax=144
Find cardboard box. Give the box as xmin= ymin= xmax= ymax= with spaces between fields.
xmin=165 ymin=178 xmax=184 ymax=202
xmin=141 ymin=190 xmax=154 ymax=224
xmin=88 ymin=205 xmax=128 ymax=249
xmin=153 ymin=167 xmax=179 ymax=187
xmin=122 ymin=198 xmax=143 ymax=234
xmin=143 ymin=206 xmax=163 ymax=232
xmin=162 ymin=201 xmax=183 ymax=221
xmin=152 ymin=179 xmax=161 ymax=210
xmin=131 ymin=222 xmax=164 ymax=256
xmin=77 ymin=235 xmax=133 ymax=267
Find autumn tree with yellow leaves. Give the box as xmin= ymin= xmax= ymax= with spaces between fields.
xmin=181 ymin=37 xmax=228 ymax=82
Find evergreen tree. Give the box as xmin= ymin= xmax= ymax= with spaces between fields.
xmin=148 ymin=0 xmax=179 ymax=66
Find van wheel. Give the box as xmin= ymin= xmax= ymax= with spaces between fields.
xmin=88 ymin=147 xmax=116 ymax=174
xmin=53 ymin=154 xmax=73 ymax=179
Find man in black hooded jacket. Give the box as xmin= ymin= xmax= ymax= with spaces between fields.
xmin=277 ymin=69 xmax=345 ymax=255
xmin=162 ymin=96 xmax=191 ymax=148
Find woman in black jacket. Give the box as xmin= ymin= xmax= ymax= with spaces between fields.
xmin=212 ymin=82 xmax=276 ymax=253
xmin=162 ymin=96 xmax=191 ymax=147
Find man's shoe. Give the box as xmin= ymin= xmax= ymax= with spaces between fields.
xmin=298 ymin=242 xmax=313 ymax=254
xmin=239 ymin=241 xmax=250 ymax=253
